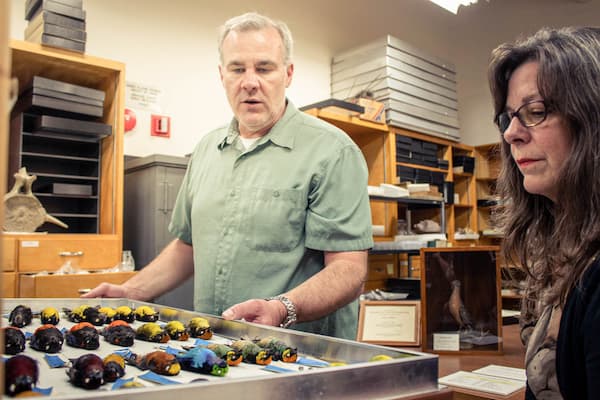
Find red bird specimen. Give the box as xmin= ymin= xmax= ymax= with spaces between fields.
xmin=5 ymin=355 xmax=39 ymax=397
xmin=102 ymin=320 xmax=136 ymax=347
xmin=65 ymin=322 xmax=100 ymax=350
xmin=30 ymin=325 xmax=64 ymax=353
xmin=9 ymin=305 xmax=33 ymax=328
xmin=125 ymin=350 xmax=181 ymax=376
xmin=2 ymin=326 xmax=26 ymax=355
xmin=67 ymin=353 xmax=105 ymax=390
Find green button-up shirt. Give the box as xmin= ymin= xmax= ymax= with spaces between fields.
xmin=169 ymin=101 xmax=373 ymax=339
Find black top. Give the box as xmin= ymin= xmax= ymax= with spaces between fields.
xmin=557 ymin=257 xmax=600 ymax=399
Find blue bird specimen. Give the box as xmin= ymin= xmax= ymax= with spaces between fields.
xmin=175 ymin=347 xmax=229 ymax=377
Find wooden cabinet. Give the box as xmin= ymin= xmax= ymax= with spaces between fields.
xmin=474 ymin=143 xmax=502 ymax=241
xmin=4 ymin=40 xmax=126 ymax=296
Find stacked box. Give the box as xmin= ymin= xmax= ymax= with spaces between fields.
xmin=453 ymin=155 xmax=475 ymax=173
xmin=24 ymin=0 xmax=87 ymax=53
xmin=332 ymin=35 xmax=460 ymax=141
xmin=395 ymin=135 xmax=440 ymax=168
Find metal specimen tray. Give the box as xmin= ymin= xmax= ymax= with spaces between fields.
xmin=2 ymin=298 xmax=439 ymax=399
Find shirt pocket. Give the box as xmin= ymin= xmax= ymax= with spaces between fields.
xmin=242 ymin=187 xmax=306 ymax=252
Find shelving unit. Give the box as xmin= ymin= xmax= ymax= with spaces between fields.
xmin=475 ymin=143 xmax=502 ymax=242
xmin=2 ymin=40 xmax=132 ymax=297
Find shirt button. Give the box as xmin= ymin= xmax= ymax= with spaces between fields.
xmin=273 ymin=190 xmax=280 ymax=197
xmin=230 ymin=190 xmax=235 ymax=197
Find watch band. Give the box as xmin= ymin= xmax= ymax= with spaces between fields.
xmin=265 ymin=295 xmax=297 ymax=328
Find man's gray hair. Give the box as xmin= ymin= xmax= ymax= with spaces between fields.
xmin=218 ymin=12 xmax=294 ymax=66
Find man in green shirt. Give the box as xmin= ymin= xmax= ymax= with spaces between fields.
xmin=84 ymin=12 xmax=373 ymax=339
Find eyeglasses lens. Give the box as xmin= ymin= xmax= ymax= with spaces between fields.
xmin=496 ymin=101 xmax=547 ymax=134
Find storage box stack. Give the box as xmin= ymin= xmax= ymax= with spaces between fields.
xmin=24 ymin=0 xmax=87 ymax=53
xmin=331 ymin=35 xmax=460 ymax=141
xmin=453 ymin=155 xmax=475 ymax=174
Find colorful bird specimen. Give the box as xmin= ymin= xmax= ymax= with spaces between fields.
xmin=65 ymin=322 xmax=100 ymax=350
xmin=67 ymin=353 xmax=105 ymax=390
xmin=187 ymin=317 xmax=213 ymax=339
xmin=136 ymin=322 xmax=170 ymax=343
xmin=175 ymin=347 xmax=229 ymax=377
xmin=205 ymin=343 xmax=243 ymax=366
xmin=5 ymin=354 xmax=39 ymax=397
xmin=126 ymin=350 xmax=181 ymax=376
xmin=103 ymin=354 xmax=126 ymax=382
xmin=97 ymin=306 xmax=117 ymax=323
xmin=30 ymin=324 xmax=64 ymax=353
xmin=114 ymin=305 xmax=135 ymax=323
xmin=102 ymin=320 xmax=136 ymax=347
xmin=164 ymin=321 xmax=189 ymax=341
xmin=134 ymin=305 xmax=159 ymax=322
xmin=230 ymin=339 xmax=272 ymax=365
xmin=254 ymin=336 xmax=298 ymax=363
xmin=2 ymin=326 xmax=26 ymax=355
xmin=9 ymin=305 xmax=33 ymax=328
xmin=40 ymin=307 xmax=60 ymax=325
xmin=64 ymin=305 xmax=107 ymax=326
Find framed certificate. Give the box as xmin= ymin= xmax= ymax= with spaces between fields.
xmin=357 ymin=300 xmax=420 ymax=346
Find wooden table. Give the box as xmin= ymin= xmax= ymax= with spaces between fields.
xmin=436 ymin=323 xmax=526 ymax=400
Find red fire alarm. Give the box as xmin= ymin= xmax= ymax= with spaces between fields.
xmin=151 ymin=114 xmax=171 ymax=138
xmin=124 ymin=108 xmax=137 ymax=132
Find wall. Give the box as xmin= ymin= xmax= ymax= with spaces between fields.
xmin=8 ymin=0 xmax=600 ymax=153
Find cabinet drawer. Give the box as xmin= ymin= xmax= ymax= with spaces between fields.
xmin=367 ymin=254 xmax=398 ymax=280
xmin=16 ymin=236 xmax=120 ymax=272
xmin=19 ymin=271 xmax=136 ymax=298
xmin=2 ymin=237 xmax=16 ymax=271
xmin=3 ymin=272 xmax=16 ymax=297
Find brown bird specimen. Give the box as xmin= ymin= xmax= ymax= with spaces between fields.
xmin=448 ymin=280 xmax=473 ymax=331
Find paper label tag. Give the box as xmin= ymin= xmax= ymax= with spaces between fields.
xmin=433 ymin=332 xmax=460 ymax=351
xmin=21 ymin=241 xmax=40 ymax=248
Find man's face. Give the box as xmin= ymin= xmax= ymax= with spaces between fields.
xmin=219 ymin=26 xmax=293 ymax=138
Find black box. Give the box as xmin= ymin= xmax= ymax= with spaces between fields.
xmin=443 ymin=181 xmax=455 ymax=204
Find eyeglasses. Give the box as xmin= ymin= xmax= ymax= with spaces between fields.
xmin=495 ymin=100 xmax=550 ymax=134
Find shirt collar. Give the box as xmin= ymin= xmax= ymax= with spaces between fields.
xmin=217 ymin=99 xmax=297 ymax=151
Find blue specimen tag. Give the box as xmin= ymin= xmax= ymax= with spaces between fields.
xmin=138 ymin=371 xmax=181 ymax=385
xmin=44 ymin=354 xmax=67 ymax=368
xmin=263 ymin=364 xmax=295 ymax=373
xmin=296 ymin=357 xmax=330 ymax=367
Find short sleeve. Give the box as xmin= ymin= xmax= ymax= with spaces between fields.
xmin=304 ymin=144 xmax=374 ymax=251
xmin=168 ymin=157 xmax=194 ymax=244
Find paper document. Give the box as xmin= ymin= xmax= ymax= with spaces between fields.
xmin=439 ymin=369 xmax=526 ymax=396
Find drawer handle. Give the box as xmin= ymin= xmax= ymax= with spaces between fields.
xmin=59 ymin=251 xmax=84 ymax=257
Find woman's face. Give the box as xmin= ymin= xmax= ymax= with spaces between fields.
xmin=502 ymin=61 xmax=572 ymax=203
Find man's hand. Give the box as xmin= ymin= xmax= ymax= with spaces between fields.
xmin=222 ymin=299 xmax=287 ymax=327
xmin=80 ymin=283 xmax=128 ymax=299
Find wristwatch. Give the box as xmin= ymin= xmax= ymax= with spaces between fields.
xmin=265 ymin=295 xmax=297 ymax=328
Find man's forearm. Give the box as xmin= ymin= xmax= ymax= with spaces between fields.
xmin=285 ymin=250 xmax=367 ymax=323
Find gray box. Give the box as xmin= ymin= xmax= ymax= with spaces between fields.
xmin=52 ymin=182 xmax=92 ymax=195
xmin=331 ymin=35 xmax=461 ymax=141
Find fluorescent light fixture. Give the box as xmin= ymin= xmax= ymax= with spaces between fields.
xmin=428 ymin=0 xmax=480 ymax=14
